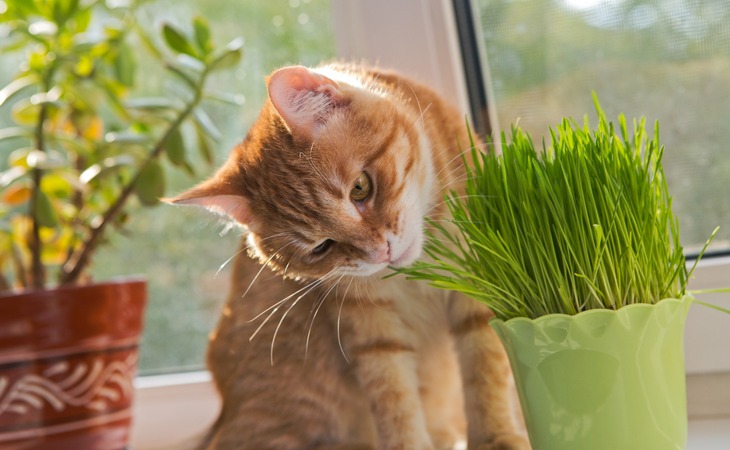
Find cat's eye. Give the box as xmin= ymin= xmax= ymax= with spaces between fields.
xmin=350 ymin=172 xmax=372 ymax=202
xmin=312 ymin=239 xmax=334 ymax=255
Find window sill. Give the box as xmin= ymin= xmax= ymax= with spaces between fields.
xmin=129 ymin=371 xmax=730 ymax=450
xmin=132 ymin=371 xmax=220 ymax=450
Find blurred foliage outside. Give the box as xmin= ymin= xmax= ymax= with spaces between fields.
xmin=478 ymin=0 xmax=730 ymax=254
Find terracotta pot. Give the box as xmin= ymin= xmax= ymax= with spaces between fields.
xmin=0 ymin=279 xmax=147 ymax=450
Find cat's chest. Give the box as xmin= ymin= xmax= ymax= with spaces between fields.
xmin=367 ymin=275 xmax=452 ymax=337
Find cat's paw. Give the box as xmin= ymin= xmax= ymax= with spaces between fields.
xmin=471 ymin=434 xmax=531 ymax=450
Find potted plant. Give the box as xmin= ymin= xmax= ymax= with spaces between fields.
xmin=0 ymin=1 xmax=242 ymax=447
xmin=399 ymin=99 xmax=718 ymax=450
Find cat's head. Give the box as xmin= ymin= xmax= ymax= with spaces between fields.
xmin=169 ymin=65 xmax=436 ymax=280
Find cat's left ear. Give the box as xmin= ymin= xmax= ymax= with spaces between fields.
xmin=163 ymin=176 xmax=256 ymax=228
xmin=267 ymin=65 xmax=347 ymax=139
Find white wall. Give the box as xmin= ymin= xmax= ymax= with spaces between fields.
xmin=331 ymin=0 xmax=470 ymax=120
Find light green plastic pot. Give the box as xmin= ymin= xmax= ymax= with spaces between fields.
xmin=490 ymin=297 xmax=692 ymax=450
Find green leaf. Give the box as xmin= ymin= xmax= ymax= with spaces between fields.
xmin=162 ymin=23 xmax=198 ymax=58
xmin=0 ymin=75 xmax=37 ymax=107
xmin=166 ymin=63 xmax=197 ymax=89
xmin=0 ymin=127 xmax=32 ymax=143
xmin=195 ymin=125 xmax=214 ymax=164
xmin=73 ymin=4 xmax=92 ymax=32
xmin=54 ymin=0 xmax=80 ymax=29
xmin=96 ymin=77 xmax=131 ymax=121
xmin=133 ymin=23 xmax=163 ymax=60
xmin=11 ymin=99 xmax=40 ymax=125
xmin=79 ymin=155 xmax=136 ymax=184
xmin=114 ymin=42 xmax=136 ymax=87
xmin=104 ymin=130 xmax=150 ymax=145
xmin=0 ymin=166 xmax=27 ymax=188
xmin=165 ymin=128 xmax=186 ymax=166
xmin=28 ymin=20 xmax=58 ymax=37
xmin=193 ymin=16 xmax=211 ymax=55
xmin=125 ymin=97 xmax=181 ymax=111
xmin=10 ymin=0 xmax=42 ymax=17
xmin=134 ymin=161 xmax=165 ymax=206
xmin=208 ymin=38 xmax=243 ymax=72
xmin=203 ymin=90 xmax=245 ymax=106
xmin=193 ymin=108 xmax=221 ymax=142
xmin=175 ymin=53 xmax=206 ymax=74
xmin=26 ymin=150 xmax=65 ymax=170
xmin=34 ymin=190 xmax=58 ymax=228
xmin=0 ymin=35 xmax=28 ymax=53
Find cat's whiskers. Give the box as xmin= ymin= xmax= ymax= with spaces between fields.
xmin=214 ymin=232 xmax=293 ymax=278
xmin=215 ymin=245 xmax=249 ymax=278
xmin=269 ymin=267 xmax=340 ymax=364
xmin=404 ymin=84 xmax=432 ymax=134
xmin=432 ymin=143 xmax=472 ymax=181
xmin=424 ymin=194 xmax=496 ymax=217
xmin=299 ymin=142 xmax=328 ymax=183
xmin=335 ymin=275 xmax=356 ymax=363
xmin=240 ymin=240 xmax=297 ymax=301
xmin=305 ymin=272 xmax=346 ymax=359
xmin=246 ymin=255 xmax=321 ymax=326
xmin=431 ymin=139 xmax=496 ymax=188
xmin=365 ymin=276 xmax=379 ymax=306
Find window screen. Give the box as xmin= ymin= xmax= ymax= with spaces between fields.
xmin=474 ymin=0 xmax=730 ymax=254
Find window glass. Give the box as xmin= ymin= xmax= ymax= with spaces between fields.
xmin=476 ymin=0 xmax=730 ymax=254
xmin=88 ymin=0 xmax=334 ymax=374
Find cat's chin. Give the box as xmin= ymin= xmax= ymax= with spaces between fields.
xmin=343 ymin=262 xmax=391 ymax=278
xmin=389 ymin=238 xmax=420 ymax=268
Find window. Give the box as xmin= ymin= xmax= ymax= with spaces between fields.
xmin=471 ymin=0 xmax=730 ymax=255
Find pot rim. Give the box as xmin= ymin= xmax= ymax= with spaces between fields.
xmin=0 ymin=276 xmax=147 ymax=299
xmin=490 ymin=294 xmax=693 ymax=328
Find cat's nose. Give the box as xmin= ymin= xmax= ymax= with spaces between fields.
xmin=369 ymin=242 xmax=390 ymax=264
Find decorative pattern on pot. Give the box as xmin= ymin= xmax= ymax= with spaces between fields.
xmin=490 ymin=297 xmax=691 ymax=450
xmin=0 ymin=354 xmax=137 ymax=417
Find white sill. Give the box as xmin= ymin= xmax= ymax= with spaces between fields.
xmin=132 ymin=372 xmax=220 ymax=450
xmin=131 ymin=371 xmax=730 ymax=450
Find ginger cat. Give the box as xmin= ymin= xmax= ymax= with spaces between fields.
xmin=171 ymin=63 xmax=528 ymax=450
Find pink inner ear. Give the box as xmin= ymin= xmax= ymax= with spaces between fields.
xmin=173 ymin=194 xmax=252 ymax=225
xmin=268 ymin=66 xmax=345 ymax=137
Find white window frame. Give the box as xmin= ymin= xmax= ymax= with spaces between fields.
xmin=131 ymin=1 xmax=730 ymax=447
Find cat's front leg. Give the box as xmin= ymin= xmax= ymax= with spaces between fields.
xmin=448 ymin=294 xmax=531 ymax=450
xmin=335 ymin=296 xmax=434 ymax=450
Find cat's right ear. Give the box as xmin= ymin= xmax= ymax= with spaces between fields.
xmin=267 ymin=65 xmax=347 ymax=139
xmin=163 ymin=179 xmax=255 ymax=227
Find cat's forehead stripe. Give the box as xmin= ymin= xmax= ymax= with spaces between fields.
xmin=364 ymin=121 xmax=400 ymax=167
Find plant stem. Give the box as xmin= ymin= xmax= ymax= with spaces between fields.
xmin=58 ymin=69 xmax=207 ymax=285
xmin=29 ymin=99 xmax=49 ymax=290
xmin=0 ymin=271 xmax=10 ymax=292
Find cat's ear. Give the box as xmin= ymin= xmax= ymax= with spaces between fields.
xmin=164 ymin=179 xmax=254 ymax=227
xmin=267 ymin=65 xmax=347 ymax=139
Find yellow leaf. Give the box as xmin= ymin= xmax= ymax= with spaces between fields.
xmin=2 ymin=185 xmax=31 ymax=205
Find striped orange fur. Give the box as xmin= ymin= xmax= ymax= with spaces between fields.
xmin=172 ymin=63 xmax=529 ymax=450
